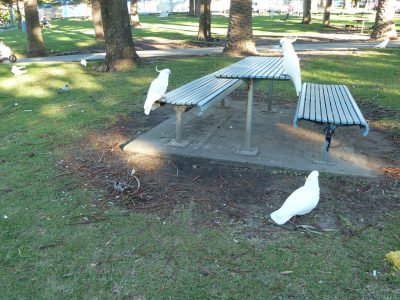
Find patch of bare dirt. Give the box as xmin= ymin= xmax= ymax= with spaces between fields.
xmin=59 ymin=90 xmax=400 ymax=239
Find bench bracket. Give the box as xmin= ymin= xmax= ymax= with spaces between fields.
xmin=313 ymin=124 xmax=337 ymax=165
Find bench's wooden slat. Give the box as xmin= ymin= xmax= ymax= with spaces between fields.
xmin=295 ymin=82 xmax=307 ymax=123
xmin=304 ymin=82 xmax=311 ymax=119
xmin=309 ymin=83 xmax=317 ymax=121
xmin=188 ymin=79 xmax=240 ymax=106
xmin=196 ymin=80 xmax=242 ymax=107
xmin=332 ymin=85 xmax=352 ymax=125
xmin=327 ymin=85 xmax=342 ymax=124
xmin=342 ymin=85 xmax=367 ymax=125
xmin=163 ymin=74 xmax=215 ymax=101
xmin=319 ymin=85 xmax=328 ymax=123
xmin=172 ymin=78 xmax=234 ymax=106
xmin=314 ymin=83 xmax=322 ymax=122
xmin=337 ymin=85 xmax=361 ymax=125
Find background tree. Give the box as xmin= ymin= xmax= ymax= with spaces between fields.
xmin=91 ymin=0 xmax=104 ymax=40
xmin=188 ymin=0 xmax=194 ymax=16
xmin=197 ymin=0 xmax=211 ymax=41
xmin=370 ymin=0 xmax=397 ymax=40
xmin=223 ymin=0 xmax=257 ymax=56
xmin=23 ymin=0 xmax=45 ymax=57
xmin=15 ymin=0 xmax=22 ymax=29
xmin=130 ymin=0 xmax=141 ymax=28
xmin=302 ymin=0 xmax=312 ymax=24
xmin=99 ymin=0 xmax=139 ymax=71
xmin=322 ymin=0 xmax=332 ymax=26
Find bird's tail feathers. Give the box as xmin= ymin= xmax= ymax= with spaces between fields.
xmin=270 ymin=210 xmax=292 ymax=225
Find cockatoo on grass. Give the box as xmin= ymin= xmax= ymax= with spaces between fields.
xmin=11 ymin=65 xmax=27 ymax=76
xmin=144 ymin=68 xmax=170 ymax=115
xmin=270 ymin=170 xmax=320 ymax=225
xmin=373 ymin=38 xmax=389 ymax=49
xmin=80 ymin=59 xmax=87 ymax=67
xmin=279 ymin=37 xmax=302 ymax=96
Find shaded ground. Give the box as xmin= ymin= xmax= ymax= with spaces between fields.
xmin=61 ymin=88 xmax=400 ymax=239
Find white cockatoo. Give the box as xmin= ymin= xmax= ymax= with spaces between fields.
xmin=80 ymin=59 xmax=87 ymax=67
xmin=279 ymin=37 xmax=302 ymax=96
xmin=144 ymin=68 xmax=171 ymax=115
xmin=270 ymin=170 xmax=320 ymax=225
xmin=373 ymin=38 xmax=389 ymax=49
xmin=11 ymin=65 xmax=27 ymax=76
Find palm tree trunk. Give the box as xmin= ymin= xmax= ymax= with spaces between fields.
xmin=302 ymin=0 xmax=312 ymax=24
xmin=370 ymin=0 xmax=397 ymax=40
xmin=323 ymin=0 xmax=333 ymax=26
xmin=23 ymin=0 xmax=45 ymax=57
xmin=223 ymin=0 xmax=257 ymax=56
xmin=92 ymin=0 xmax=104 ymax=40
xmin=130 ymin=0 xmax=141 ymax=28
xmin=98 ymin=0 xmax=139 ymax=71
xmin=197 ymin=0 xmax=211 ymax=41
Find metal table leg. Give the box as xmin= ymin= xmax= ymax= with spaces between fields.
xmin=268 ymin=80 xmax=273 ymax=111
xmin=236 ymin=79 xmax=258 ymax=156
xmin=168 ymin=105 xmax=189 ymax=147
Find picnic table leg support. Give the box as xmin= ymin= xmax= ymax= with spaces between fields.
xmin=236 ymin=79 xmax=258 ymax=156
xmin=268 ymin=80 xmax=273 ymax=111
xmin=168 ymin=106 xmax=189 ymax=148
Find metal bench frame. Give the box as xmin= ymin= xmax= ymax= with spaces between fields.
xmin=294 ymin=82 xmax=369 ymax=164
xmin=159 ymin=73 xmax=242 ymax=147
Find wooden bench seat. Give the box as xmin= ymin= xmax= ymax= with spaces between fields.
xmin=159 ymin=73 xmax=242 ymax=146
xmin=294 ymin=82 xmax=369 ymax=163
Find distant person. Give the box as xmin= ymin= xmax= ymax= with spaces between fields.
xmin=41 ymin=16 xmax=49 ymax=28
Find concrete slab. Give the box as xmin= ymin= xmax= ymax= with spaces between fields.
xmin=123 ymin=97 xmax=382 ymax=177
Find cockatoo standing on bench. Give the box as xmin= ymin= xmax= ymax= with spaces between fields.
xmin=279 ymin=37 xmax=302 ymax=96
xmin=270 ymin=170 xmax=320 ymax=225
xmin=144 ymin=68 xmax=171 ymax=115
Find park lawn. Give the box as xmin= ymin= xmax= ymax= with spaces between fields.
xmin=0 ymin=52 xmax=399 ymax=298
xmin=1 ymin=13 xmax=399 ymax=57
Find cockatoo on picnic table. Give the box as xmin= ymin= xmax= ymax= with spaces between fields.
xmin=143 ymin=68 xmax=171 ymax=115
xmin=279 ymin=37 xmax=302 ymax=96
xmin=373 ymin=38 xmax=389 ymax=49
xmin=270 ymin=170 xmax=320 ymax=225
xmin=11 ymin=65 xmax=27 ymax=76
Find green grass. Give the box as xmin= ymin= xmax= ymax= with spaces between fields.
xmin=0 ymin=52 xmax=399 ymax=298
xmin=1 ymin=13 xmax=399 ymax=57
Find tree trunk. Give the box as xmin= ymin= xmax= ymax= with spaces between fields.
xmin=99 ymin=0 xmax=139 ymax=72
xmin=223 ymin=0 xmax=257 ymax=56
xmin=197 ymin=0 xmax=211 ymax=40
xmin=370 ymin=0 xmax=397 ymax=40
xmin=23 ymin=0 xmax=46 ymax=57
xmin=194 ymin=0 xmax=200 ymax=16
xmin=15 ymin=0 xmax=22 ymax=29
xmin=92 ymin=0 xmax=104 ymax=40
xmin=130 ymin=0 xmax=141 ymax=28
xmin=302 ymin=0 xmax=312 ymax=24
xmin=189 ymin=0 xmax=194 ymax=16
xmin=323 ymin=0 xmax=333 ymax=26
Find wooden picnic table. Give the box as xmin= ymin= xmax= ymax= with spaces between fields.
xmin=214 ymin=56 xmax=290 ymax=155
